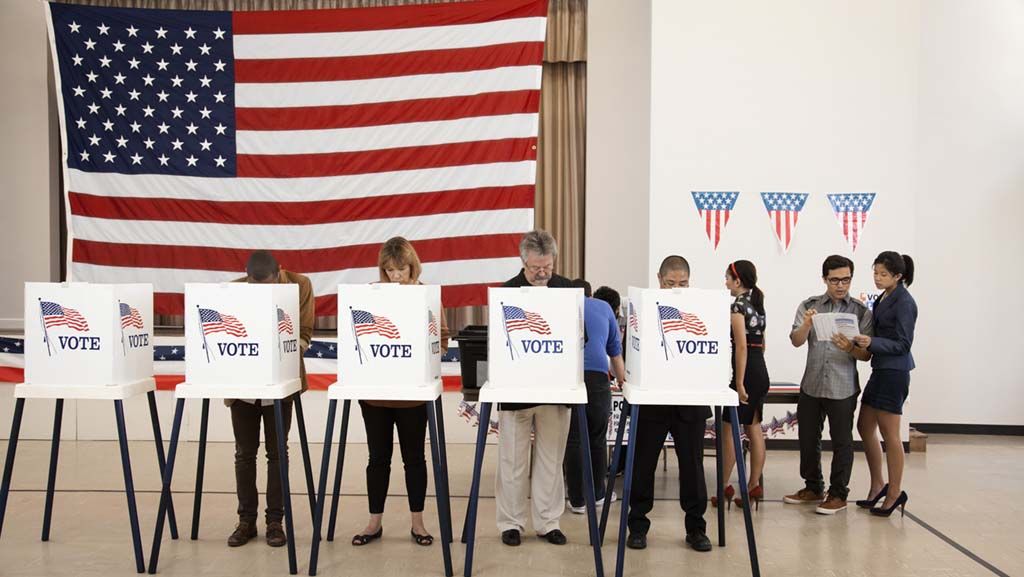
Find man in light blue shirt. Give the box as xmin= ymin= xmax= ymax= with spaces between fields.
xmin=565 ymin=279 xmax=626 ymax=513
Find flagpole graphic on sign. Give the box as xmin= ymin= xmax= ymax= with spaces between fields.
xmin=760 ymin=192 xmax=809 ymax=253
xmin=826 ymin=193 xmax=876 ymax=252
xmin=45 ymin=0 xmax=549 ymax=315
xmin=690 ymin=192 xmax=739 ymax=251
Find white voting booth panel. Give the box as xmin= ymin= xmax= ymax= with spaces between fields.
xmin=180 ymin=283 xmax=300 ymax=399
xmin=19 ymin=282 xmax=154 ymax=399
xmin=481 ymin=286 xmax=586 ymax=404
xmin=624 ymin=287 xmax=737 ymax=406
xmin=330 ymin=283 xmax=443 ymax=401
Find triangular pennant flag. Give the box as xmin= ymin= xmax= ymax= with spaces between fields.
xmin=826 ymin=193 xmax=876 ymax=252
xmin=690 ymin=191 xmax=739 ymax=250
xmin=760 ymin=192 xmax=809 ymax=253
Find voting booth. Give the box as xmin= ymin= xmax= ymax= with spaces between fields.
xmin=330 ymin=283 xmax=442 ymax=400
xmin=0 ymin=282 xmax=175 ymax=574
xmin=179 ymin=282 xmax=300 ymax=399
xmin=308 ymin=284 xmax=453 ymax=577
xmin=479 ymin=286 xmax=586 ymax=404
xmin=22 ymin=282 xmax=154 ymax=396
xmin=462 ymin=286 xmax=603 ymax=577
xmin=623 ymin=287 xmax=736 ymax=406
xmin=149 ymin=283 xmax=312 ymax=576
xmin=603 ymin=287 xmax=760 ymax=577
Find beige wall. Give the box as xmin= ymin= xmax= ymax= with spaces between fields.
xmin=0 ymin=0 xmax=60 ymax=330
xmin=584 ymin=0 xmax=650 ymax=297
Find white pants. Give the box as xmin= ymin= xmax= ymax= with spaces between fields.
xmin=495 ymin=405 xmax=572 ymax=534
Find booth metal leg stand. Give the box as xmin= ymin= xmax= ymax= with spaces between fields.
xmin=462 ymin=403 xmax=603 ymax=577
xmin=149 ymin=397 xmax=312 ymax=575
xmin=294 ymin=397 xmax=318 ymax=526
xmin=309 ymin=397 xmax=453 ymax=577
xmin=1 ymin=393 xmax=178 ymax=574
xmin=715 ymin=406 xmax=725 ymax=547
xmin=607 ymin=404 xmax=760 ymax=577
xmin=325 ymin=400 xmax=350 ymax=543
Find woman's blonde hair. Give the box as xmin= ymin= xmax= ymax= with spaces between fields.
xmin=378 ymin=236 xmax=422 ymax=283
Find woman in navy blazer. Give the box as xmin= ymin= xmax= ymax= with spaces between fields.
xmin=851 ymin=252 xmax=917 ymax=517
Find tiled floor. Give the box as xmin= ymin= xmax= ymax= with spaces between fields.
xmin=0 ymin=434 xmax=1020 ymax=576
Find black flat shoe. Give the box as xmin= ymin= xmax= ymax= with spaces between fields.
xmin=539 ymin=529 xmax=567 ymax=545
xmin=685 ymin=531 xmax=712 ymax=552
xmin=856 ymin=484 xmax=889 ymax=509
xmin=411 ymin=529 xmax=434 ymax=546
xmin=626 ymin=533 xmax=647 ymax=550
xmin=351 ymin=527 xmax=383 ymax=546
xmin=501 ymin=529 xmax=521 ymax=546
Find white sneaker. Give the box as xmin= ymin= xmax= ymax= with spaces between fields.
xmin=569 ymin=492 xmax=617 ymax=514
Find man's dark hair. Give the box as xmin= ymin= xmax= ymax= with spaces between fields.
xmin=593 ymin=286 xmax=621 ymax=317
xmin=246 ymin=250 xmax=280 ymax=281
xmin=571 ymin=278 xmax=592 ymax=298
xmin=821 ymin=255 xmax=854 ymax=278
xmin=659 ymin=255 xmax=690 ymax=277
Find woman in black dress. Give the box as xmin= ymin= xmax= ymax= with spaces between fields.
xmin=715 ymin=260 xmax=771 ymax=509
xmin=852 ymin=252 xmax=917 ymax=517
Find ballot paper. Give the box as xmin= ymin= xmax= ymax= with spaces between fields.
xmin=812 ymin=313 xmax=860 ymax=341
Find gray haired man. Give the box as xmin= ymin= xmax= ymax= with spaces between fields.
xmin=495 ymin=230 xmax=575 ymax=547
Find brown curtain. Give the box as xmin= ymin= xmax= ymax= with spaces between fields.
xmin=55 ymin=0 xmax=587 ymax=332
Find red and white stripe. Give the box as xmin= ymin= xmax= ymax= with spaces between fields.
xmin=838 ymin=211 xmax=869 ymax=252
xmin=767 ymin=209 xmax=800 ymax=253
xmin=697 ymin=209 xmax=731 ymax=250
xmin=63 ymin=0 xmax=547 ymax=315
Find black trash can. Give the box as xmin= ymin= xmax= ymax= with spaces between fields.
xmin=453 ymin=325 xmax=488 ymax=390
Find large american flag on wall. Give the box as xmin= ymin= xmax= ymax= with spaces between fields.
xmin=46 ymin=0 xmax=546 ymax=316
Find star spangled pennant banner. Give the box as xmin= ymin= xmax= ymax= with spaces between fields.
xmin=826 ymin=193 xmax=876 ymax=252
xmin=690 ymin=191 xmax=739 ymax=251
xmin=760 ymin=192 xmax=809 ymax=253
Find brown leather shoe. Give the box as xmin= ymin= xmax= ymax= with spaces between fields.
xmin=783 ymin=488 xmax=824 ymax=504
xmin=266 ymin=521 xmax=287 ymax=547
xmin=815 ymin=494 xmax=848 ymax=515
xmin=227 ymin=521 xmax=257 ymax=547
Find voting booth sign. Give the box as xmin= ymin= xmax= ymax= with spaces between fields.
xmin=624 ymin=287 xmax=737 ymax=406
xmin=183 ymin=283 xmax=299 ymax=392
xmin=481 ymin=286 xmax=585 ymax=403
xmin=23 ymin=282 xmax=153 ymax=388
xmin=330 ymin=283 xmax=442 ymax=400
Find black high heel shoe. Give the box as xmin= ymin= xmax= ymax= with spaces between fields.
xmin=870 ymin=491 xmax=908 ymax=517
xmin=856 ymin=484 xmax=889 ymax=509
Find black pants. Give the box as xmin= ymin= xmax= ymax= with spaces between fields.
xmin=565 ymin=371 xmax=612 ymax=507
xmin=627 ymin=406 xmax=707 ymax=536
xmin=798 ymin=391 xmax=857 ymax=500
xmin=230 ymin=398 xmax=294 ymax=524
xmin=360 ymin=401 xmax=429 ymax=514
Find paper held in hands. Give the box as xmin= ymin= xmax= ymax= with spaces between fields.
xmin=812 ymin=313 xmax=860 ymax=341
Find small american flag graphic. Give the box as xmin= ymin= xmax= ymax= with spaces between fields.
xmin=41 ymin=301 xmax=90 ymax=331
xmin=198 ymin=307 xmax=248 ymax=337
xmin=658 ymin=305 xmax=708 ymax=336
xmin=502 ymin=305 xmax=551 ymax=335
xmin=761 ymin=192 xmax=809 ymax=253
xmin=827 ymin=193 xmax=876 ymax=252
xmin=119 ymin=302 xmax=144 ymax=329
xmin=428 ymin=310 xmax=439 ymax=337
xmin=691 ymin=192 xmax=739 ymax=250
xmin=628 ymin=301 xmax=639 ymax=332
xmin=352 ymin=310 xmax=401 ymax=339
xmin=277 ymin=307 xmax=293 ymax=335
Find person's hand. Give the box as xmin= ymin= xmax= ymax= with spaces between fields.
xmin=737 ymin=385 xmax=749 ymax=404
xmin=831 ymin=333 xmax=853 ymax=352
xmin=802 ymin=308 xmax=817 ymax=327
xmin=853 ymin=335 xmax=872 ymax=349
xmin=611 ymin=382 xmax=623 ymax=393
